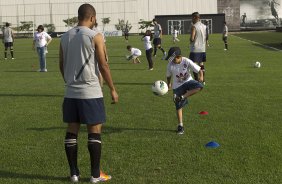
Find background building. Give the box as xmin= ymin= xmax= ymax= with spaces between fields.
xmin=0 ymin=0 xmax=218 ymax=34
xmin=0 ymin=0 xmax=256 ymax=34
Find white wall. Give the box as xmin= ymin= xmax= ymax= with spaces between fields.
xmin=0 ymin=0 xmax=217 ymax=33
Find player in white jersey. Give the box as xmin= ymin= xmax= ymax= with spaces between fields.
xmin=172 ymin=27 xmax=180 ymax=43
xmin=59 ymin=4 xmax=118 ymax=183
xmin=166 ymin=47 xmax=204 ymax=134
xmin=126 ymin=45 xmax=141 ymax=64
xmin=223 ymin=21 xmax=228 ymax=50
xmin=141 ymin=30 xmax=154 ymax=70
xmin=2 ymin=22 xmax=15 ymax=60
xmin=189 ymin=12 xmax=207 ymax=84
xmin=152 ymin=19 xmax=167 ymax=60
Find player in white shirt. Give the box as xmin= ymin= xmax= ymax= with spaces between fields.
xmin=172 ymin=27 xmax=180 ymax=43
xmin=2 ymin=22 xmax=15 ymax=60
xmin=223 ymin=21 xmax=228 ymax=50
xmin=126 ymin=45 xmax=142 ymax=64
xmin=32 ymin=25 xmax=52 ymax=72
xmin=141 ymin=30 xmax=154 ymax=70
xmin=166 ymin=47 xmax=204 ymax=134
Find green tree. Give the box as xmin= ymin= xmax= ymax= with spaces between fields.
xmin=43 ymin=24 xmax=55 ymax=33
xmin=138 ymin=19 xmax=154 ymax=33
xmin=63 ymin=17 xmax=78 ymax=28
xmin=16 ymin=21 xmax=33 ymax=32
xmin=101 ymin=17 xmax=110 ymax=31
xmin=115 ymin=19 xmax=132 ymax=32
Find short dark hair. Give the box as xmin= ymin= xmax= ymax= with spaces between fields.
xmin=5 ymin=22 xmax=10 ymax=27
xmin=78 ymin=3 xmax=96 ymax=21
xmin=192 ymin=12 xmax=200 ymax=18
xmin=126 ymin=45 xmax=132 ymax=50
xmin=37 ymin=25 xmax=44 ymax=31
xmin=152 ymin=19 xmax=156 ymax=22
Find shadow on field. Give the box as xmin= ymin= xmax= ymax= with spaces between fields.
xmin=0 ymin=170 xmax=66 ymax=182
xmin=115 ymin=82 xmax=152 ymax=86
xmin=103 ymin=126 xmax=175 ymax=134
xmin=26 ymin=126 xmax=175 ymax=134
xmin=252 ymin=43 xmax=282 ymax=51
xmin=110 ymin=68 xmax=145 ymax=71
xmin=0 ymin=93 xmax=62 ymax=97
xmin=4 ymin=70 xmax=57 ymax=73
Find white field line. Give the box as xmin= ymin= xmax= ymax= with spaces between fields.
xmin=232 ymin=34 xmax=282 ymax=51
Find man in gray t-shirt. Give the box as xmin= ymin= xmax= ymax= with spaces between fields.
xmin=152 ymin=19 xmax=166 ymax=60
xmin=2 ymin=22 xmax=15 ymax=60
xmin=59 ymin=3 xmax=118 ymax=183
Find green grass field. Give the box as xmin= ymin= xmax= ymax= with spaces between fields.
xmin=0 ymin=31 xmax=282 ymax=184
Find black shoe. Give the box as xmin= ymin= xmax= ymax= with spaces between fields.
xmin=177 ymin=125 xmax=184 ymax=135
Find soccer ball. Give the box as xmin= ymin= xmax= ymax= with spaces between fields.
xmin=254 ymin=61 xmax=261 ymax=68
xmin=152 ymin=80 xmax=168 ymax=96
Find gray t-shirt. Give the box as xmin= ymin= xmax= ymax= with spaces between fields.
xmin=60 ymin=26 xmax=103 ymax=99
xmin=3 ymin=27 xmax=13 ymax=42
xmin=154 ymin=24 xmax=162 ymax=38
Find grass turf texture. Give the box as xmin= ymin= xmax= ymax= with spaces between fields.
xmin=0 ymin=31 xmax=281 ymax=184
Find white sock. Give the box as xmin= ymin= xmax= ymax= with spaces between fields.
xmin=179 ymin=122 xmax=183 ymax=127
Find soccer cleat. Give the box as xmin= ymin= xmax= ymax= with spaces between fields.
xmin=12 ymin=58 xmax=15 ymax=60
xmin=177 ymin=125 xmax=184 ymax=135
xmin=90 ymin=171 xmax=112 ymax=183
xmin=70 ymin=175 xmax=79 ymax=183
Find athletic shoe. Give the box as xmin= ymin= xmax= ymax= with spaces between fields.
xmin=177 ymin=125 xmax=184 ymax=135
xmin=153 ymin=55 xmax=156 ymax=57
xmin=224 ymin=49 xmax=227 ymax=51
xmin=70 ymin=175 xmax=79 ymax=183
xmin=90 ymin=171 xmax=112 ymax=183
xmin=12 ymin=58 xmax=15 ymax=60
xmin=4 ymin=58 xmax=7 ymax=60
xmin=149 ymin=68 xmax=153 ymax=71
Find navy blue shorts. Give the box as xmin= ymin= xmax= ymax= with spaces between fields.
xmin=173 ymin=80 xmax=204 ymax=110
xmin=62 ymin=98 xmax=106 ymax=125
xmin=153 ymin=38 xmax=162 ymax=46
xmin=189 ymin=52 xmax=206 ymax=64
xmin=4 ymin=42 xmax=13 ymax=48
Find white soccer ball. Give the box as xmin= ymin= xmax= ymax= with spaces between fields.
xmin=152 ymin=80 xmax=168 ymax=96
xmin=254 ymin=61 xmax=261 ymax=68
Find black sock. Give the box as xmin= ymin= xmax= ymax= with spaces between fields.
xmin=11 ymin=50 xmax=14 ymax=58
xmin=159 ymin=47 xmax=165 ymax=54
xmin=65 ymin=132 xmax=79 ymax=176
xmin=4 ymin=51 xmax=7 ymax=58
xmin=225 ymin=44 xmax=228 ymax=50
xmin=88 ymin=133 xmax=101 ymax=178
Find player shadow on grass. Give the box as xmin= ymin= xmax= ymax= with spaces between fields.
xmin=27 ymin=126 xmax=175 ymax=134
xmin=114 ymin=82 xmax=153 ymax=85
xmin=252 ymin=43 xmax=282 ymax=51
xmin=0 ymin=93 xmax=62 ymax=97
xmin=0 ymin=170 xmax=66 ymax=182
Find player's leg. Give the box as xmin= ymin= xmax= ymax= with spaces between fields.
xmin=10 ymin=45 xmax=14 ymax=59
xmin=4 ymin=43 xmax=8 ymax=59
xmin=146 ymin=48 xmax=153 ymax=70
xmin=176 ymin=108 xmax=184 ymax=134
xmin=63 ymin=98 xmax=81 ymax=182
xmin=199 ymin=61 xmax=205 ymax=84
xmin=87 ymin=124 xmax=102 ymax=179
